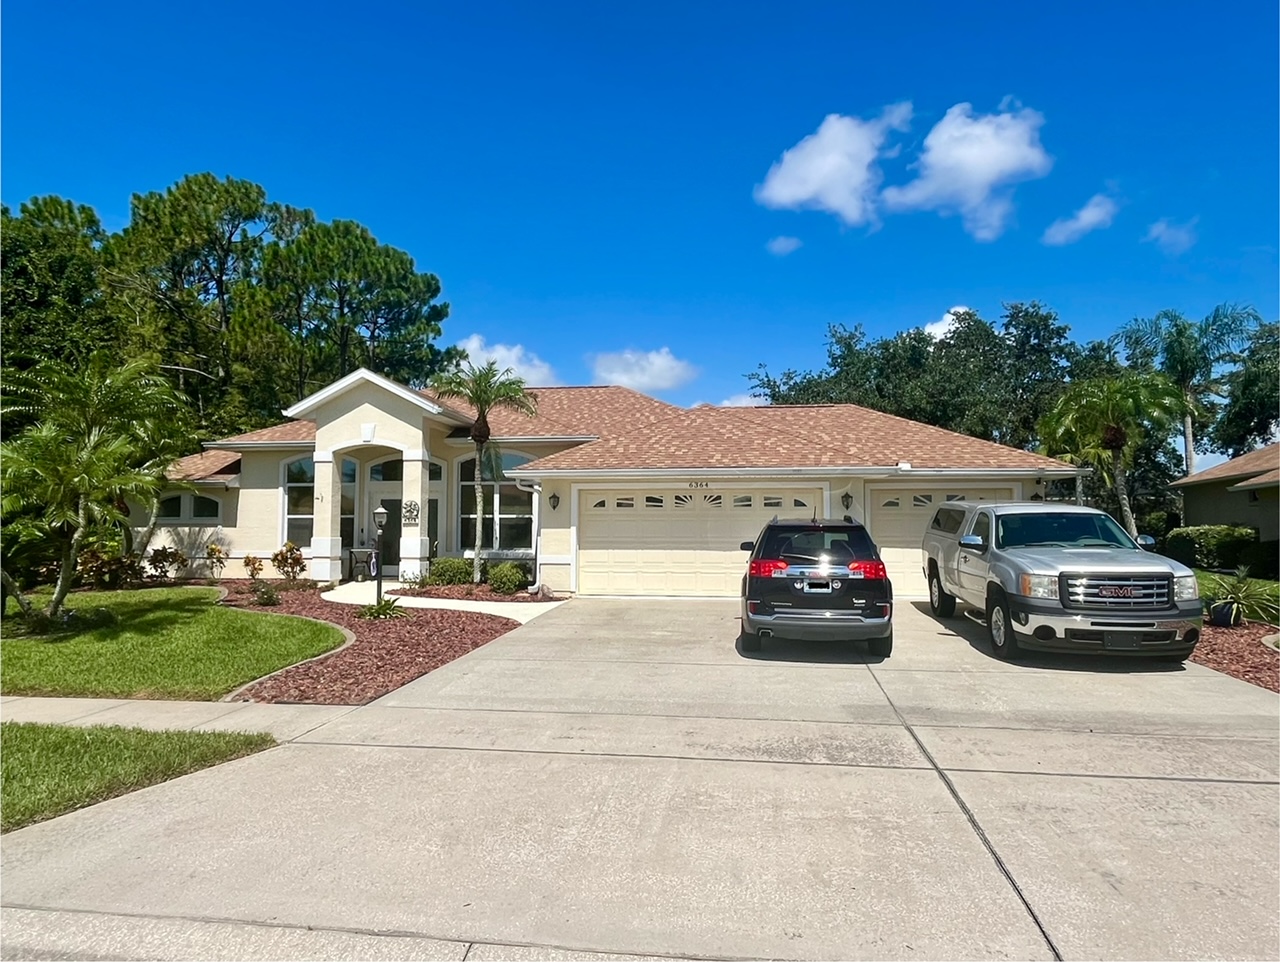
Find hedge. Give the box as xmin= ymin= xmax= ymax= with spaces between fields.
xmin=1164 ymin=525 xmax=1257 ymax=570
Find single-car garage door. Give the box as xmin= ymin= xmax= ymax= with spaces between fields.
xmin=577 ymin=487 xmax=824 ymax=596
xmin=866 ymin=486 xmax=1016 ymax=597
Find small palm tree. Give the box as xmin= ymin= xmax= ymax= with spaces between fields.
xmin=1 ymin=353 xmax=194 ymax=619
xmin=430 ymin=361 xmax=537 ymax=583
xmin=1038 ymin=374 xmax=1180 ymax=536
xmin=1119 ymin=303 xmax=1262 ymax=474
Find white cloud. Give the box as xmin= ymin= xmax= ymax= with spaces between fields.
xmin=719 ymin=393 xmax=768 ymax=407
xmin=765 ymin=235 xmax=803 ymax=256
xmin=591 ymin=347 xmax=698 ymax=392
xmin=457 ymin=334 xmax=560 ymax=385
xmin=1041 ymin=193 xmax=1118 ymax=246
xmin=1143 ymin=217 xmax=1198 ymax=256
xmin=923 ymin=305 xmax=970 ymax=339
xmin=754 ymin=103 xmax=913 ymax=227
xmin=881 ymin=102 xmax=1053 ymax=241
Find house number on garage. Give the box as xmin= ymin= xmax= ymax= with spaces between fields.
xmin=687 ymin=481 xmax=710 ymax=489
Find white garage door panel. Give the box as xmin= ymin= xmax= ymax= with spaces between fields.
xmin=867 ymin=486 xmax=1015 ymax=597
xmin=577 ymin=488 xmax=823 ymax=596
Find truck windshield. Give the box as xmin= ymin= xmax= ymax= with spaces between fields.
xmin=997 ymin=512 xmax=1137 ymax=550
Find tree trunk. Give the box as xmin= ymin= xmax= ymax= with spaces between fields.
xmin=1 ymin=568 xmax=34 ymax=618
xmin=1182 ymin=400 xmax=1196 ymax=476
xmin=1111 ymin=449 xmax=1137 ymax=537
xmin=48 ymin=502 xmax=89 ymax=619
xmin=473 ymin=442 xmax=485 ymax=584
xmin=134 ymin=495 xmax=162 ymax=557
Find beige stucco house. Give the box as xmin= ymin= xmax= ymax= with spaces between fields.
xmin=1170 ymin=443 xmax=1279 ymax=542
xmin=152 ymin=368 xmax=1079 ymax=597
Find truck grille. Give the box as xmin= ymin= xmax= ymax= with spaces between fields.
xmin=1061 ymin=573 xmax=1172 ymax=610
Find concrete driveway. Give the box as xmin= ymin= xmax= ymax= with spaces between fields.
xmin=3 ymin=600 xmax=1278 ymax=960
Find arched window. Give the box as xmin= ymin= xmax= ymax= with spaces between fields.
xmin=459 ymin=452 xmax=533 ymax=551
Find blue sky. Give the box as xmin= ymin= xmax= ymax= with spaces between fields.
xmin=3 ymin=0 xmax=1277 ymax=409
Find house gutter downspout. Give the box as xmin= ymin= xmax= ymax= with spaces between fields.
xmin=515 ymin=479 xmax=543 ymax=594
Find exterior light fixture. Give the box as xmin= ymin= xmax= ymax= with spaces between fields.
xmin=840 ymin=492 xmax=853 ymax=511
xmin=549 ymin=492 xmax=561 ymax=511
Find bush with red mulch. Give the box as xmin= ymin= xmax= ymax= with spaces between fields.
xmin=1191 ymin=620 xmax=1280 ymax=693
xmin=219 ymin=581 xmax=518 ymax=704
xmin=390 ymin=583 xmax=555 ymax=603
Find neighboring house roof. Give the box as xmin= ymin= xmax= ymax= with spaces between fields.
xmin=1170 ymin=443 xmax=1280 ymax=489
xmin=168 ymin=450 xmax=242 ymax=483
xmin=1228 ymin=467 xmax=1280 ymax=492
xmin=510 ymin=403 xmax=1075 ymax=474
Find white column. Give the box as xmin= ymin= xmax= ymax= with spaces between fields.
xmin=398 ymin=452 xmax=432 ymax=581
xmin=310 ymin=452 xmax=344 ymax=583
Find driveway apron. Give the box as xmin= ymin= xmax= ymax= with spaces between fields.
xmin=3 ymin=599 xmax=1277 ymax=960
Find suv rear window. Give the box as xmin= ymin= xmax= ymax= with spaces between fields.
xmin=757 ymin=525 xmax=877 ymax=565
xmin=930 ymin=507 xmax=966 ymax=534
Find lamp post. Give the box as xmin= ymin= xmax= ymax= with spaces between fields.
xmin=373 ymin=504 xmax=388 ymax=604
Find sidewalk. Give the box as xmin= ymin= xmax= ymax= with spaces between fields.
xmin=0 ymin=696 xmax=353 ymax=741
xmin=320 ymin=580 xmax=565 ymax=624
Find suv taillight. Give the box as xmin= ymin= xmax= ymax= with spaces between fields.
xmin=848 ymin=560 xmax=888 ymax=579
xmin=749 ymin=559 xmax=789 ymax=577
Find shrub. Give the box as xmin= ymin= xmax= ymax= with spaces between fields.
xmin=428 ymin=557 xmax=473 ymax=586
xmin=359 ymin=597 xmax=406 ymax=620
xmin=77 ymin=548 xmax=143 ymax=590
xmin=1238 ymin=541 xmax=1280 ymax=581
xmin=1203 ymin=567 xmax=1280 ymax=626
xmin=487 ymin=561 xmax=527 ymax=595
xmin=271 ymin=542 xmax=307 ymax=581
xmin=251 ymin=582 xmax=280 ymax=607
xmin=146 ymin=546 xmax=190 ymax=581
xmin=1164 ymin=525 xmax=1256 ymax=570
xmin=243 ymin=554 xmax=264 ymax=580
xmin=205 ymin=542 xmax=228 ymax=578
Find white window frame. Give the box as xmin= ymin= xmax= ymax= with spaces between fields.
xmin=281 ymin=455 xmax=316 ymax=551
xmin=154 ymin=492 xmax=222 ymax=526
xmin=454 ymin=450 xmax=535 ymax=555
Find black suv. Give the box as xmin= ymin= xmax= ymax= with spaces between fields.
xmin=739 ymin=518 xmax=894 ymax=655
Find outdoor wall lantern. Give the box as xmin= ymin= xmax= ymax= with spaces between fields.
xmin=840 ymin=491 xmax=853 ymax=510
xmin=549 ymin=492 xmax=561 ymax=511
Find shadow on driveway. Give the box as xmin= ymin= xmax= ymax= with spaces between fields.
xmin=734 ymin=634 xmax=888 ymax=665
xmin=907 ymin=601 xmax=1189 ymax=675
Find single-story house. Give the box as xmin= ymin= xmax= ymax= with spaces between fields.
xmin=1169 ymin=443 xmax=1279 ymax=542
xmin=151 ymin=367 xmax=1079 ymax=597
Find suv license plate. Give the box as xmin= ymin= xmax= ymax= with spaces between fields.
xmin=803 ymin=580 xmax=832 ymax=593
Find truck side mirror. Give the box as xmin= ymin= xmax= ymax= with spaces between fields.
xmin=959 ymin=534 xmax=987 ymax=553
xmin=739 ymin=541 xmax=754 ymax=552
xmin=1136 ymin=534 xmax=1156 ymax=550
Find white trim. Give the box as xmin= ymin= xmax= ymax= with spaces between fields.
xmin=538 ymin=554 xmax=574 ymax=565
xmin=440 ymin=435 xmax=597 ymax=445
xmin=319 ymin=436 xmax=413 ymax=457
xmin=282 ymin=367 xmax=460 ymax=421
xmin=566 ymin=480 xmax=830 ymax=595
xmin=509 ymin=466 xmax=1079 ymax=480
xmin=453 ymin=449 xmax=537 ymax=556
xmin=204 ymin=440 xmax=314 ymax=451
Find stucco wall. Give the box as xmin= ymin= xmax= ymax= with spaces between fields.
xmin=1183 ymin=484 xmax=1279 ymax=542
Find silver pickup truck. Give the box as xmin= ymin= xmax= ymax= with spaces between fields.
xmin=920 ymin=501 xmax=1202 ymax=660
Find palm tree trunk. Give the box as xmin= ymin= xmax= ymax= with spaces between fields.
xmin=1 ymin=568 xmax=34 ymax=618
xmin=135 ymin=495 xmax=162 ymax=557
xmin=1111 ymin=449 xmax=1137 ymax=537
xmin=1182 ymin=401 xmax=1196 ymax=475
xmin=473 ymin=442 xmax=485 ymax=584
xmin=48 ymin=501 xmax=89 ymax=619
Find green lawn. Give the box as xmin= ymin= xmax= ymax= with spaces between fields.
xmin=0 ymin=587 xmax=342 ymax=700
xmin=1194 ymin=568 xmax=1280 ymax=597
xmin=1 ymin=722 xmax=274 ymax=832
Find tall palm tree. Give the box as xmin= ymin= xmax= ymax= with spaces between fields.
xmin=1 ymin=353 xmax=193 ymax=618
xmin=1038 ymin=373 xmax=1180 ymax=536
xmin=1119 ymin=303 xmax=1261 ymax=474
xmin=430 ymin=361 xmax=537 ymax=583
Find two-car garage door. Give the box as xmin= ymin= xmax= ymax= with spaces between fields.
xmin=577 ymin=488 xmax=823 ymax=596
xmin=866 ymin=486 xmax=1014 ymax=596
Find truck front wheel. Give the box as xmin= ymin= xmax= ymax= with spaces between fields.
xmin=987 ymin=590 xmax=1024 ymax=660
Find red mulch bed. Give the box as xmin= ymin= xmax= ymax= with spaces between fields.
xmin=390 ymin=583 xmax=553 ymax=603
xmin=219 ymin=581 xmax=519 ymax=705
xmin=1191 ymin=620 xmax=1280 ymax=693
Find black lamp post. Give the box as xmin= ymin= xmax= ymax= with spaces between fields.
xmin=373 ymin=504 xmax=388 ymax=604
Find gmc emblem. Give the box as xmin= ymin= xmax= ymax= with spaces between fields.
xmin=1099 ymin=585 xmax=1134 ymax=598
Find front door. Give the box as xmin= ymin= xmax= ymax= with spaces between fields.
xmin=367 ymin=482 xmax=403 ymax=579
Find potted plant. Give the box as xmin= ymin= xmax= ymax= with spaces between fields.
xmin=1204 ymin=567 xmax=1280 ymax=627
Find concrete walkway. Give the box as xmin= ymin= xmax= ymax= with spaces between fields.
xmin=0 ymin=696 xmax=353 ymax=741
xmin=321 ymin=580 xmax=564 ymax=624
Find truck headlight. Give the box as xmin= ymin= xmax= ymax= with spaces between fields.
xmin=1018 ymin=574 xmax=1059 ymax=599
xmin=1174 ymin=576 xmax=1199 ymax=602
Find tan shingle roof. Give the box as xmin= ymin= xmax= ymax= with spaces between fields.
xmin=422 ymin=385 xmax=682 ymax=439
xmin=1170 ymin=443 xmax=1280 ymax=488
xmin=169 ymin=450 xmax=242 ymax=482
xmin=1228 ymin=467 xmax=1280 ymax=491
xmin=216 ymin=421 xmax=317 ymax=444
xmin=515 ymin=404 xmax=1074 ymax=473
